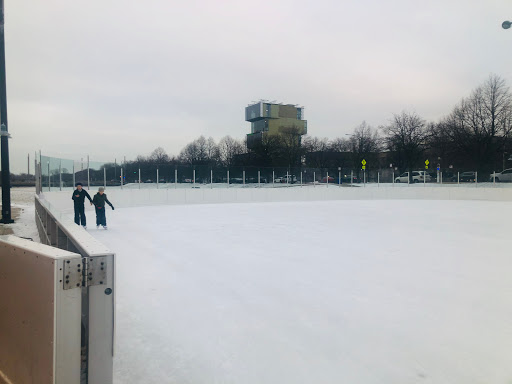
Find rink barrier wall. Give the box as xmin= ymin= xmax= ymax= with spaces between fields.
xmin=34 ymin=194 xmax=115 ymax=384
xmin=0 ymin=235 xmax=82 ymax=384
xmin=41 ymin=186 xmax=512 ymax=212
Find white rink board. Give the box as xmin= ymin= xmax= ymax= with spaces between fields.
xmin=42 ymin=185 xmax=512 ymax=214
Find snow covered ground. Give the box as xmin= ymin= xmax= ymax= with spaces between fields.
xmin=88 ymin=200 xmax=512 ymax=384
xmin=0 ymin=187 xmax=39 ymax=241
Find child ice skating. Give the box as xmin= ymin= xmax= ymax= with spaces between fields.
xmin=71 ymin=182 xmax=93 ymax=228
xmin=92 ymin=187 xmax=114 ymax=229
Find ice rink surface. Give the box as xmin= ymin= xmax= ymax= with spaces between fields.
xmin=89 ymin=200 xmax=512 ymax=384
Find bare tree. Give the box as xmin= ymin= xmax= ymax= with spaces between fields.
xmin=218 ymin=136 xmax=246 ymax=166
xmin=278 ymin=126 xmax=304 ymax=167
xmin=442 ymin=74 xmax=512 ymax=171
xmin=179 ymin=140 xmax=200 ymax=165
xmin=205 ymin=137 xmax=221 ymax=165
xmin=302 ymin=136 xmax=331 ymax=168
xmin=149 ymin=147 xmax=170 ymax=165
xmin=382 ymin=111 xmax=427 ymax=181
xmin=348 ymin=121 xmax=381 ymax=172
xmin=329 ymin=137 xmax=350 ymax=152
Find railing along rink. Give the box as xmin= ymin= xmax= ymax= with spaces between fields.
xmin=34 ymin=193 xmax=115 ymax=384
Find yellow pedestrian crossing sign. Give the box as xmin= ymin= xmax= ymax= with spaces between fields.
xmin=425 ymin=159 xmax=429 ymax=169
xmin=361 ymin=159 xmax=366 ymax=166
xmin=362 ymin=165 xmax=366 ymax=170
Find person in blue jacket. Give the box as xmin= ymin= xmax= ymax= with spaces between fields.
xmin=71 ymin=182 xmax=93 ymax=228
xmin=92 ymin=187 xmax=114 ymax=229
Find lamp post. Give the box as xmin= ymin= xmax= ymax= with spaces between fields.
xmin=0 ymin=0 xmax=13 ymax=224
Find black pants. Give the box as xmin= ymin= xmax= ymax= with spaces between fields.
xmin=74 ymin=205 xmax=86 ymax=226
xmin=95 ymin=206 xmax=107 ymax=226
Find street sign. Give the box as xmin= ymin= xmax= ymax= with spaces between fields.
xmin=362 ymin=165 xmax=366 ymax=170
xmin=425 ymin=165 xmax=428 ymax=169
xmin=425 ymin=159 xmax=429 ymax=166
xmin=361 ymin=159 xmax=366 ymax=166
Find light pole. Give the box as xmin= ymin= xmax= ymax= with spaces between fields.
xmin=0 ymin=0 xmax=13 ymax=224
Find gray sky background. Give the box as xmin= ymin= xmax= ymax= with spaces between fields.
xmin=5 ymin=0 xmax=512 ymax=172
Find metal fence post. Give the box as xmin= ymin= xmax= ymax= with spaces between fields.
xmin=227 ymin=169 xmax=229 ymax=187
xmin=211 ymin=169 xmax=213 ymax=189
xmin=175 ymin=168 xmax=177 ymax=189
xmin=440 ymin=171 xmax=443 ymax=185
xmin=313 ymin=171 xmax=316 ymax=187
xmin=286 ymin=170 xmax=289 ymax=186
xmin=392 ymin=171 xmax=394 ymax=186
xmin=87 ymin=155 xmax=90 ymax=190
xmin=475 ymin=171 xmax=478 ymax=187
xmin=193 ymin=169 xmax=195 ymax=188
xmin=258 ymin=170 xmax=260 ymax=186
xmin=326 ymin=172 xmax=329 ymax=188
xmin=350 ymin=170 xmax=353 ymax=186
xmin=48 ymin=162 xmax=50 ymax=192
xmin=59 ymin=160 xmax=62 ymax=191
xmin=121 ymin=168 xmax=123 ymax=190
xmin=493 ymin=171 xmax=496 ymax=185
xmin=72 ymin=163 xmax=75 ymax=190
xmin=301 ymin=171 xmax=303 ymax=187
xmin=457 ymin=171 xmax=459 ymax=185
xmin=272 ymin=170 xmax=275 ymax=188
xmin=104 ymin=168 xmax=106 ymax=189
xmin=157 ymin=168 xmax=159 ymax=189
xmin=243 ymin=170 xmax=245 ymax=186
xmin=378 ymin=171 xmax=380 ymax=187
xmin=364 ymin=170 xmax=366 ymax=187
xmin=339 ymin=170 xmax=341 ymax=186
xmin=139 ymin=168 xmax=141 ymax=189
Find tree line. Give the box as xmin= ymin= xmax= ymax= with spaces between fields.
xmin=125 ymin=75 xmax=512 ymax=177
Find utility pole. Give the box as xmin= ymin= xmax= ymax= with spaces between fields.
xmin=0 ymin=0 xmax=13 ymax=223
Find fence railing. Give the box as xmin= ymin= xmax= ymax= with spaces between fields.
xmin=35 ymin=194 xmax=115 ymax=384
xmin=36 ymin=154 xmax=512 ymax=192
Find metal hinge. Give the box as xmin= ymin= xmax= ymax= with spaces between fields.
xmin=82 ymin=256 xmax=107 ymax=287
xmin=63 ymin=259 xmax=83 ymax=290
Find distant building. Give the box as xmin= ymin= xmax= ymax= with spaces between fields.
xmin=245 ymin=101 xmax=307 ymax=150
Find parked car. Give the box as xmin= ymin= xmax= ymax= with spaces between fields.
xmin=454 ymin=171 xmax=476 ymax=182
xmin=395 ymin=171 xmax=432 ymax=183
xmin=274 ymin=175 xmax=297 ymax=183
xmin=143 ymin=179 xmax=153 ymax=183
xmin=320 ymin=176 xmax=335 ymax=183
xmin=340 ymin=174 xmax=360 ymax=183
xmin=490 ymin=169 xmax=512 ymax=182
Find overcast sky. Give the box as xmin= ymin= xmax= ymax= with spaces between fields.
xmin=4 ymin=0 xmax=512 ymax=172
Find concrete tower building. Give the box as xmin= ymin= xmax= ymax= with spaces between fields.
xmin=245 ymin=101 xmax=307 ymax=149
